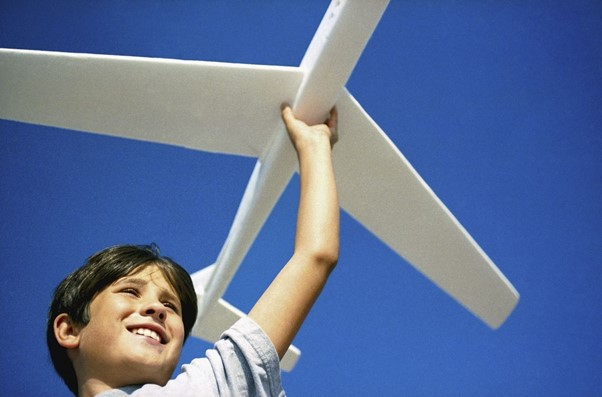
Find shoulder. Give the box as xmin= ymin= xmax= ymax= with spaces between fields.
xmin=211 ymin=317 xmax=285 ymax=396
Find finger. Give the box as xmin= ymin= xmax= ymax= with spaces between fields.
xmin=324 ymin=107 xmax=337 ymax=131
xmin=281 ymin=104 xmax=298 ymax=128
xmin=327 ymin=107 xmax=338 ymax=145
xmin=327 ymin=106 xmax=337 ymax=127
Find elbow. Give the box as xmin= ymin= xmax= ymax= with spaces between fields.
xmin=294 ymin=234 xmax=339 ymax=273
xmin=310 ymin=246 xmax=339 ymax=273
xmin=294 ymin=247 xmax=339 ymax=273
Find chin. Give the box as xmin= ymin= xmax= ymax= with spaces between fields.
xmin=121 ymin=357 xmax=177 ymax=386
xmin=123 ymin=369 xmax=172 ymax=387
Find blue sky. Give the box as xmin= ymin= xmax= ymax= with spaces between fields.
xmin=1 ymin=1 xmax=601 ymax=395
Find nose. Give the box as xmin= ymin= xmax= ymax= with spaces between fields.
xmin=143 ymin=301 xmax=166 ymax=322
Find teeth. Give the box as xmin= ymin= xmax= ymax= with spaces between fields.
xmin=132 ymin=328 xmax=162 ymax=343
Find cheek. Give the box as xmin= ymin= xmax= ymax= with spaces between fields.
xmin=82 ymin=298 xmax=132 ymax=342
xmin=169 ymin=318 xmax=186 ymax=345
xmin=77 ymin=317 xmax=118 ymax=354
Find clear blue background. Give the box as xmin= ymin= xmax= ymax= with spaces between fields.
xmin=1 ymin=1 xmax=600 ymax=395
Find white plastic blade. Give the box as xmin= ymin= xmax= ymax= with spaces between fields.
xmin=0 ymin=48 xmax=302 ymax=157
xmin=334 ymin=90 xmax=519 ymax=329
xmin=293 ymin=0 xmax=389 ymax=124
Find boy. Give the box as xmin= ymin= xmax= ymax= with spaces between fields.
xmin=47 ymin=105 xmax=339 ymax=396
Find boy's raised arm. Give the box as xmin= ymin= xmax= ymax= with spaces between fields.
xmin=248 ymin=105 xmax=339 ymax=359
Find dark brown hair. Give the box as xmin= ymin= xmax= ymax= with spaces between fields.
xmin=46 ymin=244 xmax=198 ymax=395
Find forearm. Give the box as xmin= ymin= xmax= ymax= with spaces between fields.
xmin=294 ymin=136 xmax=340 ymax=267
xmin=249 ymin=139 xmax=338 ymax=359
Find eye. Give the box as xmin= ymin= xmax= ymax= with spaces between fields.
xmin=120 ymin=287 xmax=139 ymax=296
xmin=163 ymin=301 xmax=179 ymax=313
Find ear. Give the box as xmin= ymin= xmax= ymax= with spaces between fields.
xmin=54 ymin=313 xmax=81 ymax=349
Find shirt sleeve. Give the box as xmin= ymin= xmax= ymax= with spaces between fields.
xmin=206 ymin=316 xmax=286 ymax=397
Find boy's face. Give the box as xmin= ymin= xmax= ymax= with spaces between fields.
xmin=72 ymin=264 xmax=185 ymax=387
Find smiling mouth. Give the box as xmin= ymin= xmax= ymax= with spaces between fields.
xmin=130 ymin=328 xmax=164 ymax=344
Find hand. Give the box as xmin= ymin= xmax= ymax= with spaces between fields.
xmin=281 ymin=105 xmax=338 ymax=151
